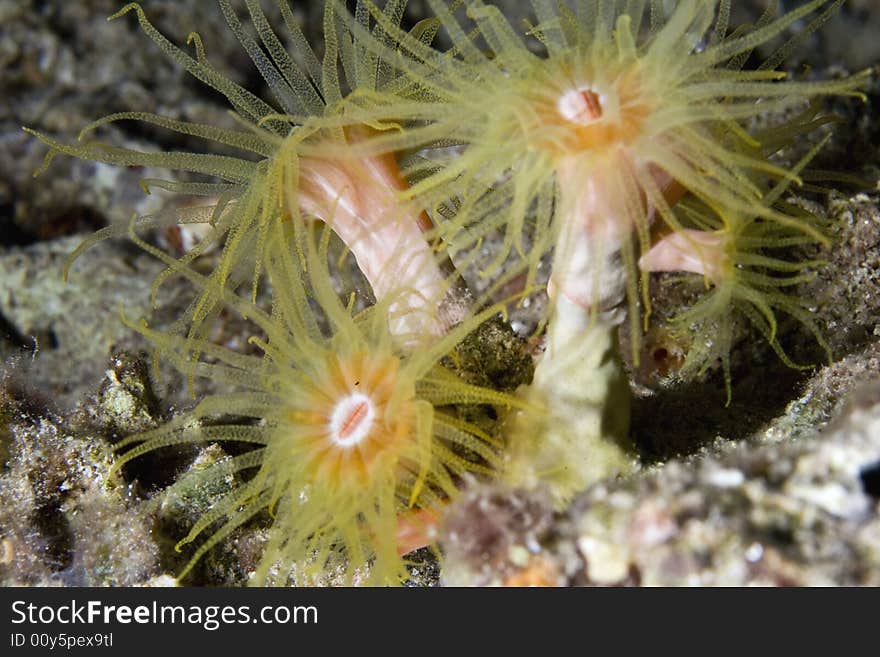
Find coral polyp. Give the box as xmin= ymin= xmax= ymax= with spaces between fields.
xmin=25 ymin=0 xmax=454 ymax=346
xmin=112 ymin=219 xmax=518 ymax=585
xmin=645 ymin=158 xmax=836 ymax=403
xmin=345 ymin=0 xmax=867 ymax=321
xmin=329 ymin=0 xmax=867 ymax=503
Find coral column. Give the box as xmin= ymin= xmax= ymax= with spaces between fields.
xmin=505 ymin=166 xmax=636 ymax=504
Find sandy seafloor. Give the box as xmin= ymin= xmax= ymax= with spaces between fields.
xmin=1 ymin=0 xmax=880 ymax=586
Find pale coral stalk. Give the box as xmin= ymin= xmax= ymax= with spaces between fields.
xmin=506 ymin=161 xmax=648 ymax=504
xmin=297 ymin=147 xmax=463 ymax=343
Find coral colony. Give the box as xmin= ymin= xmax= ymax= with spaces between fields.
xmin=26 ymin=1 xmax=869 ymax=584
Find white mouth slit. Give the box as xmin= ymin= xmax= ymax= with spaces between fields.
xmin=558 ymin=85 xmax=604 ymax=125
xmin=329 ymin=391 xmax=375 ymax=447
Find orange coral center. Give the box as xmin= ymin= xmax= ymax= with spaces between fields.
xmin=291 ymin=351 xmax=415 ymax=487
xmin=530 ymin=67 xmax=651 ymax=158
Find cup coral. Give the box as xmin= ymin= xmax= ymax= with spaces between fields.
xmin=25 ymin=0 xmax=457 ymax=347
xmin=334 ymin=0 xmax=868 ymax=501
xmin=21 ymin=0 xmax=873 ymax=583
xmin=641 ymin=139 xmax=836 ymax=403
xmin=112 ymin=216 xmax=519 ymax=585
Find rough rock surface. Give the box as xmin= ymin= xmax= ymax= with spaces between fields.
xmin=441 ymin=377 xmax=880 ymax=586
xmin=0 ymin=373 xmax=161 ymax=586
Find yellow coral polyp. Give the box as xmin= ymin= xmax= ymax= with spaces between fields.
xmin=657 ymin=138 xmax=838 ymax=403
xmin=25 ymin=0 xmax=452 ymax=347
xmin=110 ymin=212 xmax=518 ymax=585
xmin=341 ymin=0 xmax=867 ymax=324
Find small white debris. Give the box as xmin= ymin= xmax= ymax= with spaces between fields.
xmin=706 ymin=467 xmax=745 ymax=488
xmin=508 ymin=545 xmax=531 ymax=568
xmin=745 ymin=542 xmax=764 ymax=563
xmin=578 ymin=536 xmax=629 ymax=584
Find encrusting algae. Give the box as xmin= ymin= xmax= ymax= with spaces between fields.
xmin=23 ymin=0 xmax=872 ymax=583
